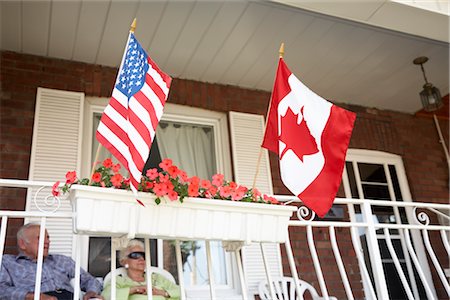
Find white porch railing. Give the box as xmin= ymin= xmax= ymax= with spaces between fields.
xmin=0 ymin=179 xmax=449 ymax=300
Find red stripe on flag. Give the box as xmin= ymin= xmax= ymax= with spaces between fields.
xmin=128 ymin=105 xmax=152 ymax=146
xmin=109 ymin=97 xmax=128 ymax=119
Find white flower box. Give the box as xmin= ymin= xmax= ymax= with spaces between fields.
xmin=70 ymin=185 xmax=296 ymax=243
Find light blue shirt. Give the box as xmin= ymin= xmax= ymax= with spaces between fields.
xmin=0 ymin=253 xmax=102 ymax=300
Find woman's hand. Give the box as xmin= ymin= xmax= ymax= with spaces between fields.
xmin=152 ymin=287 xmax=170 ymax=298
xmin=130 ymin=286 xmax=147 ymax=295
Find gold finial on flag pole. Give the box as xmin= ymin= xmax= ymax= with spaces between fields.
xmin=130 ymin=18 xmax=137 ymax=33
xmin=279 ymin=42 xmax=284 ymax=58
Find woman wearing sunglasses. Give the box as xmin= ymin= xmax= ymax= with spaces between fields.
xmin=102 ymin=240 xmax=180 ymax=299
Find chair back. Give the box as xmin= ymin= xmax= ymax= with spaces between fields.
xmin=103 ymin=266 xmax=176 ymax=287
xmin=258 ymin=276 xmax=320 ymax=300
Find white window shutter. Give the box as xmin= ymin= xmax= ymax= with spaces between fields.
xmin=27 ymin=87 xmax=84 ymax=258
xmin=228 ymin=111 xmax=283 ymax=296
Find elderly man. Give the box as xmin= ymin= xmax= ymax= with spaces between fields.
xmin=0 ymin=223 xmax=104 ymax=300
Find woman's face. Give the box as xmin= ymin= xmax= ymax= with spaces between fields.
xmin=125 ymin=245 xmax=146 ymax=273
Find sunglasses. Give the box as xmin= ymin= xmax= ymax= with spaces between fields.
xmin=127 ymin=251 xmax=145 ymax=260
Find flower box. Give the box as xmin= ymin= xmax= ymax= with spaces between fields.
xmin=70 ymin=185 xmax=296 ymax=243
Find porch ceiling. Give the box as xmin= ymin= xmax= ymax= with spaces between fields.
xmin=1 ymin=0 xmax=449 ymax=114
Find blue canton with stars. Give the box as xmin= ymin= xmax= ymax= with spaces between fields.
xmin=116 ymin=33 xmax=149 ymax=98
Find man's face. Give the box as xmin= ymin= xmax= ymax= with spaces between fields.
xmin=18 ymin=226 xmax=50 ymax=260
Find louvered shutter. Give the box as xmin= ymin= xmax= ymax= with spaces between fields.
xmin=228 ymin=111 xmax=283 ymax=296
xmin=27 ymin=87 xmax=84 ymax=257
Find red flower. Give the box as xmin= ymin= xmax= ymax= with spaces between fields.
xmin=189 ymin=176 xmax=200 ymax=185
xmin=146 ymin=168 xmax=158 ymax=180
xmin=263 ymin=194 xmax=279 ymax=204
xmin=228 ymin=181 xmax=237 ymax=189
xmin=51 ymin=181 xmax=60 ymax=197
xmin=208 ymin=185 xmax=218 ymax=197
xmin=188 ymin=183 xmax=199 ymax=197
xmin=103 ymin=158 xmax=113 ymax=168
xmin=159 ymin=158 xmax=173 ymax=171
xmin=167 ymin=165 xmax=179 ymax=178
xmin=91 ymin=172 xmax=102 ymax=183
xmin=111 ymin=174 xmax=123 ymax=187
xmin=153 ymin=183 xmax=168 ymax=197
xmin=212 ymin=174 xmax=224 ymax=187
xmin=200 ymin=180 xmax=211 ymax=190
xmin=144 ymin=181 xmax=154 ymax=190
xmin=65 ymin=171 xmax=77 ymax=184
xmin=112 ymin=163 xmax=121 ymax=173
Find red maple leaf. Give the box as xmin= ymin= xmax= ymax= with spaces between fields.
xmin=279 ymin=107 xmax=319 ymax=161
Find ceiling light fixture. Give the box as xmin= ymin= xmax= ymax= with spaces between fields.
xmin=413 ymin=56 xmax=443 ymax=112
xmin=413 ymin=56 xmax=449 ymax=169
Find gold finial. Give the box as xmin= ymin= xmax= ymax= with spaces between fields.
xmin=130 ymin=18 xmax=137 ymax=33
xmin=279 ymin=42 xmax=284 ymax=58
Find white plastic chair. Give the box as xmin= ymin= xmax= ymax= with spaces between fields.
xmin=103 ymin=266 xmax=176 ymax=287
xmin=258 ymin=276 xmax=337 ymax=300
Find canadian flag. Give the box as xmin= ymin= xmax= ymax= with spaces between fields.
xmin=262 ymin=58 xmax=356 ymax=217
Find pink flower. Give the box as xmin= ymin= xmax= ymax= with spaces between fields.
xmin=112 ymin=163 xmax=121 ymax=173
xmin=65 ymin=171 xmax=77 ymax=184
xmin=168 ymin=190 xmax=178 ymax=201
xmin=231 ymin=186 xmax=247 ymax=201
xmin=219 ymin=186 xmax=232 ymax=198
xmin=159 ymin=173 xmax=169 ymax=183
xmin=188 ymin=183 xmax=199 ymax=197
xmin=51 ymin=181 xmax=60 ymax=197
xmin=91 ymin=172 xmax=101 ymax=183
xmin=228 ymin=181 xmax=237 ymax=189
xmin=102 ymin=158 xmax=113 ymax=168
xmin=111 ymin=173 xmax=123 ymax=187
xmin=212 ymin=174 xmax=224 ymax=187
xmin=179 ymin=170 xmax=188 ymax=183
xmin=146 ymin=168 xmax=158 ymax=180
xmin=159 ymin=158 xmax=173 ymax=171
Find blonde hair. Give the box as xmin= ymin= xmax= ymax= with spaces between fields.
xmin=118 ymin=239 xmax=145 ymax=263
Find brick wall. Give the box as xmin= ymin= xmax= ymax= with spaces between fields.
xmin=1 ymin=51 xmax=448 ymax=298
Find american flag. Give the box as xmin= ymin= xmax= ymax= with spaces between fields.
xmin=96 ymin=33 xmax=171 ymax=193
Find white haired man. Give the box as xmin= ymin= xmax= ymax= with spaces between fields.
xmin=0 ymin=223 xmax=104 ymax=300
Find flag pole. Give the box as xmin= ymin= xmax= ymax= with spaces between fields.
xmin=90 ymin=18 xmax=137 ymax=179
xmin=252 ymin=43 xmax=284 ymax=190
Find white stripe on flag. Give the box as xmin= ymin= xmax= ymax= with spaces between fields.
xmin=127 ymin=120 xmax=151 ymax=163
xmin=141 ymin=83 xmax=164 ymax=119
xmin=112 ymin=89 xmax=129 ymax=108
xmin=148 ymin=66 xmax=170 ymax=95
xmin=104 ymin=105 xmax=128 ymax=129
